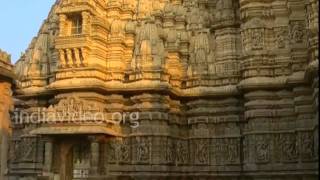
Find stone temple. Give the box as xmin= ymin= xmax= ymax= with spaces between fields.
xmin=0 ymin=0 xmax=318 ymax=179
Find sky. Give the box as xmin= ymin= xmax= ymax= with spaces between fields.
xmin=0 ymin=0 xmax=56 ymax=63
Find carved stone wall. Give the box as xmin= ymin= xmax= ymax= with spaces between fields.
xmin=0 ymin=49 xmax=14 ymax=180
xmin=9 ymin=0 xmax=319 ymax=179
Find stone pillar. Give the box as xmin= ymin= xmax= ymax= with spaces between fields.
xmin=59 ymin=14 xmax=67 ymax=36
xmin=81 ymin=11 xmax=91 ymax=34
xmin=0 ymin=82 xmax=13 ymax=180
xmin=66 ymin=49 xmax=72 ymax=67
xmin=0 ymin=130 xmax=9 ymax=180
xmin=59 ymin=49 xmax=66 ymax=68
xmin=59 ymin=141 xmax=73 ymax=180
xmin=90 ymin=137 xmax=99 ymax=175
xmin=74 ymin=48 xmax=81 ymax=66
xmin=43 ymin=138 xmax=53 ymax=173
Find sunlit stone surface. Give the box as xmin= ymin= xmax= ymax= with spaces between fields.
xmin=3 ymin=0 xmax=319 ymax=179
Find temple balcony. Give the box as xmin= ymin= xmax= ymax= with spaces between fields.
xmin=55 ymin=33 xmax=91 ymax=68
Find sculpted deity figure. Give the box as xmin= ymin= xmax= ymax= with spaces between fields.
xmin=28 ymin=48 xmax=42 ymax=77
xmin=177 ymin=141 xmax=188 ymax=164
xmin=132 ymin=19 xmax=164 ymax=71
xmin=195 ymin=139 xmax=209 ymax=164
xmin=137 ymin=137 xmax=150 ymax=162
xmin=255 ymin=135 xmax=269 ymax=162
xmin=282 ymin=135 xmax=297 ymax=161
xmin=189 ymin=30 xmax=211 ymax=75
xmin=291 ymin=21 xmax=305 ymax=43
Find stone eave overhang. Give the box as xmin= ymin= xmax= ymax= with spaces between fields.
xmin=15 ymin=80 xmax=239 ymax=100
xmin=0 ymin=65 xmax=15 ymax=83
xmin=14 ymin=70 xmax=313 ymax=100
xmin=30 ymin=124 xmax=123 ymax=137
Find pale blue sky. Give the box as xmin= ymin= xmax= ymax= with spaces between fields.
xmin=0 ymin=0 xmax=56 ymax=63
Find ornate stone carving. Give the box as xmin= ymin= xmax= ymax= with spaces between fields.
xmin=43 ymin=95 xmax=105 ymax=123
xmin=226 ymin=138 xmax=240 ymax=164
xmin=290 ymin=21 xmax=306 ymax=44
xmin=132 ymin=18 xmax=165 ymax=72
xmin=135 ymin=137 xmax=151 ymax=163
xmin=281 ymin=134 xmax=298 ymax=162
xmin=194 ymin=139 xmax=209 ymax=165
xmin=176 ymin=140 xmax=189 ymax=164
xmin=118 ymin=138 xmax=131 ymax=163
xmin=251 ymin=29 xmax=264 ymax=50
xmin=300 ymin=132 xmax=315 ymax=161
xmin=275 ymin=27 xmax=288 ymax=49
xmin=255 ymin=135 xmax=269 ymax=163
xmin=17 ymin=137 xmax=37 ymax=162
xmin=189 ymin=30 xmax=212 ymax=75
xmin=107 ymin=140 xmax=118 ymax=163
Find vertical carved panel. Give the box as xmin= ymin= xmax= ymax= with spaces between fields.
xmin=299 ymin=131 xmax=315 ymax=162
xmin=134 ymin=137 xmax=151 ymax=164
xmin=255 ymin=135 xmax=270 ymax=163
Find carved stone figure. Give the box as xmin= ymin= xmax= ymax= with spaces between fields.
xmin=166 ymin=138 xmax=175 ymax=163
xmin=176 ymin=140 xmax=188 ymax=164
xmin=281 ymin=134 xmax=298 ymax=161
xmin=189 ymin=30 xmax=211 ymax=75
xmin=226 ymin=139 xmax=239 ymax=163
xmin=300 ymin=132 xmax=315 ymax=161
xmin=195 ymin=139 xmax=209 ymax=164
xmin=133 ymin=19 xmax=165 ymax=71
xmin=107 ymin=140 xmax=118 ymax=163
xmin=19 ymin=138 xmax=37 ymax=162
xmin=251 ymin=29 xmax=264 ymax=50
xmin=291 ymin=21 xmax=305 ymax=43
xmin=118 ymin=138 xmax=130 ymax=163
xmin=136 ymin=137 xmax=150 ymax=163
xmin=275 ymin=27 xmax=288 ymax=48
xmin=255 ymin=135 xmax=269 ymax=163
